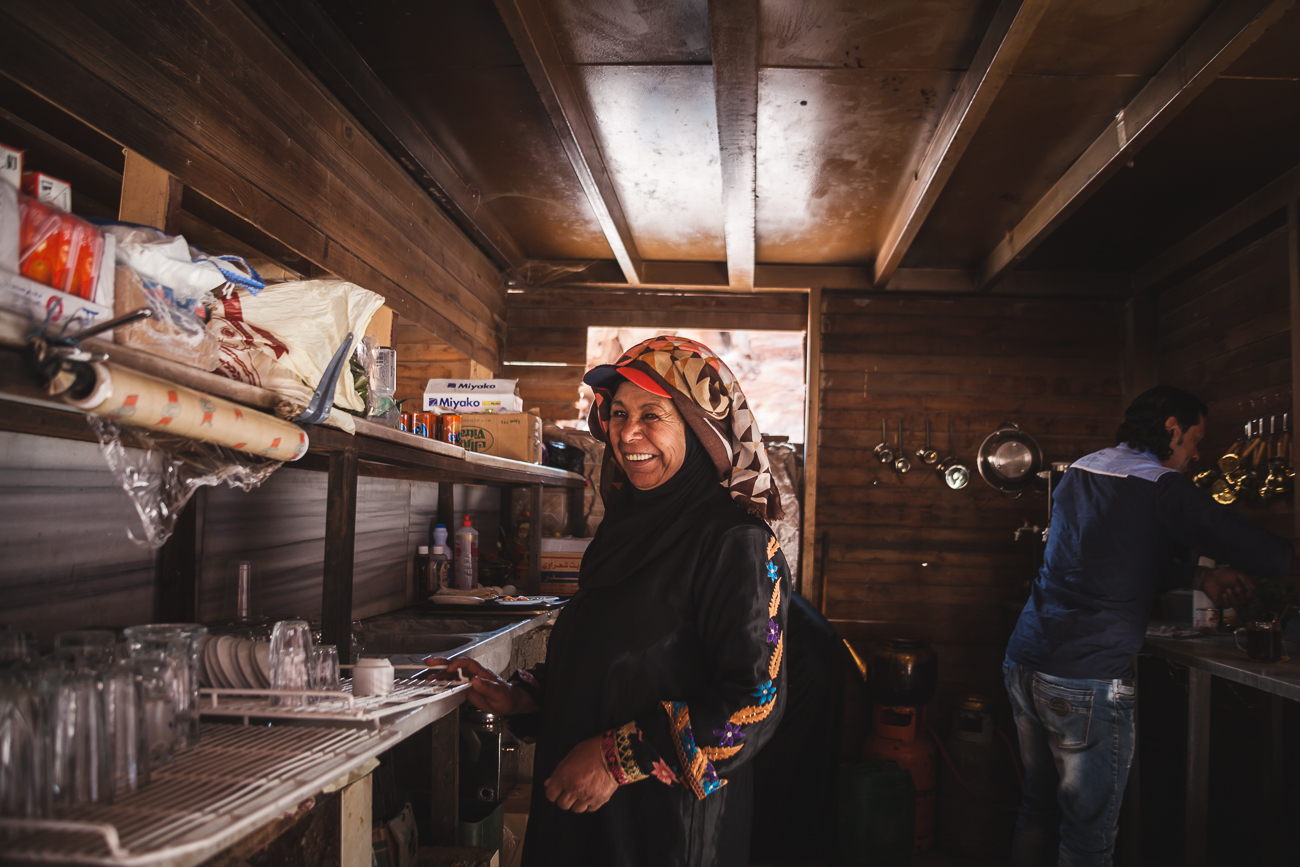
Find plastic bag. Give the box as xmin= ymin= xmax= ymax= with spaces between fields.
xmin=18 ymin=194 xmax=104 ymax=300
xmin=86 ymin=415 xmax=282 ymax=549
xmin=100 ymin=224 xmax=263 ymax=302
xmin=113 ymin=265 xmax=221 ymax=370
xmin=209 ymin=280 xmax=385 ymax=433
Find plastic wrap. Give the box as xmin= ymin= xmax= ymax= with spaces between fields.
xmin=85 ymin=416 xmax=282 ymax=549
xmin=99 ymin=224 xmax=263 ymax=302
xmin=17 ymin=193 xmax=104 ymax=300
xmin=113 ymin=265 xmax=220 ymax=370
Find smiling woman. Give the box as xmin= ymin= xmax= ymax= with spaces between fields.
xmin=608 ymin=382 xmax=688 ymax=490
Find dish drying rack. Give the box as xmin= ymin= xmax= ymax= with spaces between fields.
xmin=0 ymin=723 xmax=400 ymax=866
xmin=199 ymin=673 xmax=469 ymax=728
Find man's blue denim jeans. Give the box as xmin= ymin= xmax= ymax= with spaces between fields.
xmin=1003 ymin=659 xmax=1136 ymax=867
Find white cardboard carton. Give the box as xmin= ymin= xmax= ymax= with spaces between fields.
xmin=0 ymin=143 xmax=21 ymax=190
xmin=423 ymin=378 xmax=523 ymax=413
xmin=0 ymin=269 xmax=113 ymax=334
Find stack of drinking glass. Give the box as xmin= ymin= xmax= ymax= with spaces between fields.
xmin=0 ymin=623 xmax=206 ymax=817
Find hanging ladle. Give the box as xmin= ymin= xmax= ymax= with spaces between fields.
xmin=874 ymin=419 xmax=894 ymax=464
xmin=894 ymin=420 xmax=911 ymax=473
xmin=936 ymin=420 xmax=970 ymax=490
xmin=916 ymin=419 xmax=940 ymax=466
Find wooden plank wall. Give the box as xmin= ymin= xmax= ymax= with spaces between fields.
xmin=503 ymin=289 xmax=808 ymax=422
xmin=393 ymin=321 xmax=476 ymax=413
xmin=817 ymin=293 xmax=1126 ymax=717
xmin=1158 ymin=227 xmax=1293 ymax=540
xmin=0 ymin=0 xmax=505 ymax=367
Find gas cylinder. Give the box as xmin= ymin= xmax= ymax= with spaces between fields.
xmin=936 ymin=695 xmax=1017 ymax=859
xmin=863 ymin=703 xmax=938 ymax=853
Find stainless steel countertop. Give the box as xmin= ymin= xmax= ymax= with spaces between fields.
xmin=1144 ymin=627 xmax=1300 ymax=702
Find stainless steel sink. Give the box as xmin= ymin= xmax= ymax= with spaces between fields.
xmin=355 ymin=608 xmax=558 ymax=674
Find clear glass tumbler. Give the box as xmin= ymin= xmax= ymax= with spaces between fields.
xmin=269 ymin=620 xmax=314 ymax=707
xmin=310 ymin=645 xmax=341 ymax=692
xmin=103 ymin=660 xmax=148 ymax=795
xmin=54 ymin=631 xmax=118 ymax=673
xmin=133 ymin=657 xmax=176 ymax=769
xmin=123 ymin=623 xmax=207 ymax=751
xmin=48 ymin=671 xmax=113 ymax=807
xmin=0 ymin=681 xmax=48 ymax=818
xmin=0 ymin=629 xmax=37 ymax=669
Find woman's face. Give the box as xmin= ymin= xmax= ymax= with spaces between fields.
xmin=608 ymin=381 xmax=688 ymax=490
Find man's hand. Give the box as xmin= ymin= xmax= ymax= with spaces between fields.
xmin=424 ymin=657 xmax=538 ymax=717
xmin=544 ymin=736 xmax=617 ymax=812
xmin=1200 ymin=567 xmax=1254 ymax=609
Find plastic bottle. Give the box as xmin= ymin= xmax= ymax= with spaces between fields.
xmin=428 ymin=545 xmax=452 ymax=593
xmin=431 ymin=522 xmax=448 ymax=552
xmin=415 ymin=545 xmax=430 ymax=595
xmin=455 ymin=515 xmax=479 ymax=590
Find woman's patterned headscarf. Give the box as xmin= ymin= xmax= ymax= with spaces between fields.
xmin=583 ymin=336 xmax=784 ymax=522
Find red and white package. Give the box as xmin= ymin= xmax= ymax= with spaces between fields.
xmin=21 ymin=171 xmax=71 ymax=213
xmin=18 ymin=193 xmax=104 ymax=301
xmin=0 ymin=142 xmax=21 ymax=189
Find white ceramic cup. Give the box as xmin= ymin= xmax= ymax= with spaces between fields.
xmin=351 ymin=657 xmax=394 ymax=697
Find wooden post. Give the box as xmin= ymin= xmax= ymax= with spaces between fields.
xmin=427 ymin=711 xmax=459 ymax=846
xmin=155 ymin=488 xmax=204 ymax=622
xmin=1123 ymin=295 xmax=1159 ymax=405
xmin=438 ymin=481 xmax=455 ymax=529
xmin=119 ymin=150 xmax=183 ymax=233
xmin=565 ymin=485 xmax=586 ymax=537
xmin=1288 ymin=200 xmax=1299 ymax=540
xmin=801 ymin=287 xmax=822 ymax=608
xmin=323 ymin=445 xmax=359 ymax=663
xmin=338 ymin=773 xmax=373 ymax=867
xmin=1184 ymin=667 xmax=1210 ymax=867
xmin=526 ymin=484 xmax=543 ymax=595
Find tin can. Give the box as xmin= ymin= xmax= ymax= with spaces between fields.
xmin=441 ymin=413 xmax=461 ymax=445
xmin=413 ymin=412 xmax=431 ymax=438
xmin=1193 ymin=608 xmax=1220 ymax=630
xmin=399 ymin=412 xmax=413 ymax=433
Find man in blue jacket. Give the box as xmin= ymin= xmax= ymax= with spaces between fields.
xmin=1004 ymin=386 xmax=1293 ymax=867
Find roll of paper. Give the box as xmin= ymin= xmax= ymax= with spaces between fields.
xmin=68 ymin=362 xmax=308 ymax=461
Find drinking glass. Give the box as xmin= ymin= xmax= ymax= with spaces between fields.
xmin=269 ymin=620 xmax=314 ymax=706
xmin=0 ymin=682 xmax=48 ymax=818
xmin=103 ymin=661 xmax=148 ymax=795
xmin=0 ymin=630 xmax=37 ymax=668
xmin=133 ymin=657 xmax=176 ymax=769
xmin=124 ymin=624 xmax=207 ymax=750
xmin=48 ymin=671 xmax=112 ymax=807
xmin=54 ymin=631 xmax=117 ymax=673
xmin=310 ymin=645 xmax=341 ymax=692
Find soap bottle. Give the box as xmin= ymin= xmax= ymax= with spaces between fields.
xmin=415 ymin=545 xmax=430 ymax=596
xmin=429 ymin=544 xmax=452 ymax=593
xmin=455 ymin=515 xmax=479 ymax=590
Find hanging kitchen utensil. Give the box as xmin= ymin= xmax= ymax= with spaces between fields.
xmin=936 ymin=420 xmax=970 ymax=490
xmin=893 ymin=420 xmax=911 ymax=474
xmin=916 ymin=420 xmax=939 ymax=466
xmin=874 ymin=419 xmax=894 ymax=464
xmin=976 ymin=421 xmax=1043 ymax=497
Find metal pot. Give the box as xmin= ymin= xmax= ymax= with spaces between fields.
xmin=867 ymin=637 xmax=938 ymax=707
xmin=976 ymin=422 xmax=1043 ymax=497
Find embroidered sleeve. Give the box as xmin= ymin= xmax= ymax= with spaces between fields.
xmin=644 ymin=529 xmax=791 ymax=800
xmin=599 ymin=720 xmax=678 ymax=786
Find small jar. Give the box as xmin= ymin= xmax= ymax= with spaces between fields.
xmin=351 ymin=657 xmax=394 ymax=697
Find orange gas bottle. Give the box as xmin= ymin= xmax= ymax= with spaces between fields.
xmin=863 ymin=703 xmax=939 ymax=854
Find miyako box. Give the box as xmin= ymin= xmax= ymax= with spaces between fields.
xmin=459 ymin=412 xmax=541 ymax=462
xmin=540 ymin=537 xmax=591 ymax=596
xmin=423 ymin=378 xmax=523 ymax=414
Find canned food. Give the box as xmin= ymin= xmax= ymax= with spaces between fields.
xmin=399 ymin=412 xmax=413 ymax=433
xmin=413 ymin=412 xmax=431 ymax=438
xmin=441 ymin=413 xmax=461 ymax=445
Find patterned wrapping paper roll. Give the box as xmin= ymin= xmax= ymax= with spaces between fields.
xmin=67 ymin=362 xmax=309 ymax=462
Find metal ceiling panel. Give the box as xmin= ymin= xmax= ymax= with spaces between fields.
xmin=1014 ymin=0 xmax=1221 ymax=75
xmin=571 ymin=65 xmax=726 ymax=261
xmin=543 ymin=0 xmax=711 ymax=64
xmin=755 ymin=67 xmax=959 ymax=264
xmin=901 ymin=72 xmax=1150 ymax=268
xmin=758 ymin=0 xmax=995 ymax=70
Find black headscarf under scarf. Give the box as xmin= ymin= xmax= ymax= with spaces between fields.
xmin=578 ymin=421 xmax=730 ymax=590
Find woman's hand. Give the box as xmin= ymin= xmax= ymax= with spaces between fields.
xmin=424 ymin=657 xmax=538 ymax=716
xmin=1201 ymin=567 xmax=1254 ymax=609
xmin=544 ymin=736 xmax=617 ymax=812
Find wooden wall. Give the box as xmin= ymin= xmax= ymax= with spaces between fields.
xmin=1158 ymin=226 xmax=1294 ymax=540
xmin=816 ymin=293 xmax=1126 ymax=716
xmin=0 ymin=0 xmax=504 ymax=368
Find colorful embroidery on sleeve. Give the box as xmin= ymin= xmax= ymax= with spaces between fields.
xmin=661 ymin=535 xmax=787 ymax=800
xmin=600 ymin=721 xmax=651 ymax=786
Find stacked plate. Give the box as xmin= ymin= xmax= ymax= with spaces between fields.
xmin=199 ymin=633 xmax=271 ymax=689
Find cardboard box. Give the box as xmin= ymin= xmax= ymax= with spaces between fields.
xmin=459 ymin=412 xmax=541 ymax=463
xmin=539 ymin=537 xmax=591 ymax=596
xmin=0 ymin=269 xmax=113 ymax=333
xmin=21 ymin=172 xmax=71 ymax=213
xmin=423 ymin=378 xmax=523 ymax=414
xmin=0 ymin=143 xmax=21 ymax=190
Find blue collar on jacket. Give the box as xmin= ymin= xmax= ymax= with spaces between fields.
xmin=1071 ymin=443 xmax=1179 ymax=483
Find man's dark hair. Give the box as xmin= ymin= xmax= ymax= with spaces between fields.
xmin=1116 ymin=386 xmax=1208 ymax=459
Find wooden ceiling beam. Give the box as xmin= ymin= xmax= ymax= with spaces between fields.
xmin=873 ymin=0 xmax=1050 ymax=288
xmin=521 ymin=260 xmax=1127 ymax=296
xmin=494 ymin=0 xmax=644 ymax=285
xmin=1132 ymin=161 xmax=1300 ymax=295
xmin=246 ymin=0 xmax=527 ymax=274
xmin=708 ymin=0 xmax=758 ymax=290
xmin=977 ymin=0 xmax=1296 ymax=291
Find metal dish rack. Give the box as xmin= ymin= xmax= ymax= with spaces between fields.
xmin=0 ymin=723 xmax=400 ymax=866
xmin=198 ymin=676 xmax=469 ymax=728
